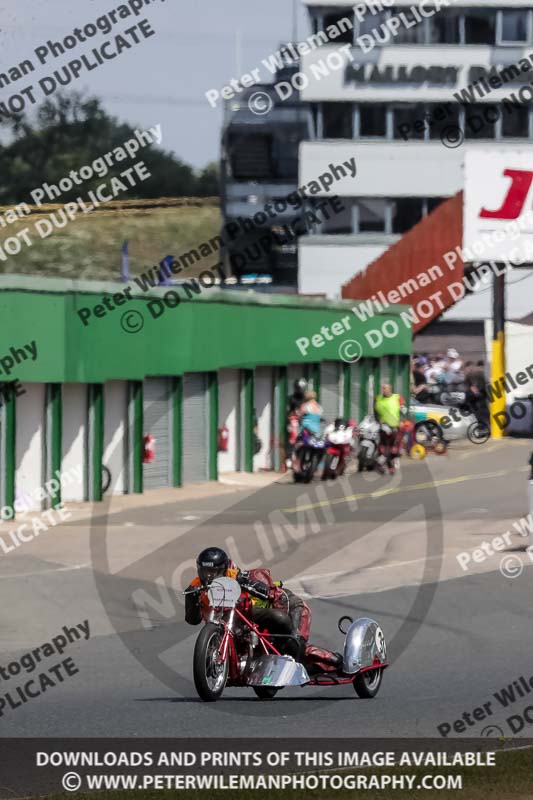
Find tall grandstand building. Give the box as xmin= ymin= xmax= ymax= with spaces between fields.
xmin=298 ymin=1 xmax=533 ymax=295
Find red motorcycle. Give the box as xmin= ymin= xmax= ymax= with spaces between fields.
xmin=322 ymin=418 xmax=357 ymax=480
xmin=184 ymin=577 xmax=387 ymax=702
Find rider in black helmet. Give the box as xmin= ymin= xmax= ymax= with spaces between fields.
xmin=185 ymin=547 xmax=304 ymax=657
xmin=289 ymin=378 xmax=308 ymax=413
xmin=185 ymin=546 xmax=343 ymax=669
xmin=286 ymin=378 xmax=309 ymax=467
xmin=195 ymin=546 xmax=229 ymax=586
xmin=186 ymin=546 xmax=273 ymax=625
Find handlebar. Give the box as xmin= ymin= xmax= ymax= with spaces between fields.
xmin=182 ymin=585 xmax=204 ymax=596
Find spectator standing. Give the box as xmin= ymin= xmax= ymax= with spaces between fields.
xmin=412 ymin=359 xmax=430 ymax=403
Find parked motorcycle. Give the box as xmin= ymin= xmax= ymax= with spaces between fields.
xmin=322 ymin=418 xmax=356 ymax=480
xmin=292 ymin=427 xmax=325 ymax=483
xmin=356 ymin=416 xmax=380 ymax=472
xmin=186 ymin=577 xmax=387 ymax=702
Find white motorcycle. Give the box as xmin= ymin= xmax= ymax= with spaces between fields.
xmin=356 ymin=416 xmax=380 ymax=472
xmin=322 ymin=418 xmax=357 ymax=480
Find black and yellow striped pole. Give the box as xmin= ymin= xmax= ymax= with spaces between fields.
xmin=490 ymin=270 xmax=506 ymax=439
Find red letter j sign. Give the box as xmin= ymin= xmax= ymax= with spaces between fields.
xmin=480 ymin=168 xmax=533 ymax=220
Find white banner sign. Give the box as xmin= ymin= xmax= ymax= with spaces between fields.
xmin=463 ymin=150 xmax=533 ymax=265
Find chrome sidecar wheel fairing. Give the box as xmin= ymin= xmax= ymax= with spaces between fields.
xmin=342 ymin=617 xmax=387 ymax=675
xmin=245 ymin=654 xmax=310 ymax=687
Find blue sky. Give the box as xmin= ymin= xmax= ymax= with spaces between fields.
xmin=1 ymin=0 xmax=310 ymax=169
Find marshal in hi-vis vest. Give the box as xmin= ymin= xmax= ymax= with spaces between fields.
xmin=375 ymin=394 xmax=401 ymax=428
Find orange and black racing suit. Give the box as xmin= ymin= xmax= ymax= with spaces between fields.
xmin=185 ymin=565 xmax=340 ymax=671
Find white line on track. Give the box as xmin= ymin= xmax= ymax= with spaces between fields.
xmin=292 ymin=554 xmax=443 ymax=584
xmin=0 ymin=563 xmax=89 ymax=579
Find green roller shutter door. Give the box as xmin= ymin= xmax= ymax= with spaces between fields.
xmin=143 ymin=378 xmax=172 ymax=490
xmin=350 ymin=362 xmax=361 ymax=422
xmin=380 ymin=357 xmax=392 ymax=388
xmin=320 ymin=361 xmax=341 ymax=422
xmin=182 ymin=373 xmax=209 ymax=483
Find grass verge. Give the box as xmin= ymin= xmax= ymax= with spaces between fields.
xmin=0 ymin=201 xmax=220 ymax=282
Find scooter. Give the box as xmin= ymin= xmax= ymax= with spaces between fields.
xmin=322 ymin=418 xmax=357 ymax=480
xmin=292 ymin=427 xmax=325 ymax=483
xmin=187 ymin=577 xmax=388 ymax=702
xmin=356 ymin=416 xmax=380 ymax=472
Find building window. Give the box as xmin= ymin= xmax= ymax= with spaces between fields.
xmin=499 ymin=10 xmax=528 ymax=43
xmin=320 ymin=198 xmax=353 ymax=234
xmin=273 ymin=137 xmax=299 ymax=179
xmin=427 ymin=197 xmax=445 ymax=214
xmin=393 ymin=105 xmax=425 ymax=139
xmin=427 ymin=8 xmax=461 ymax=43
xmin=502 ymin=104 xmax=529 ymax=137
xmin=357 ymin=9 xmax=389 ymax=38
xmin=311 ymin=104 xmax=320 ymax=138
xmin=464 ymin=9 xmax=496 ymax=44
xmin=464 ymin=104 xmax=498 ymax=139
xmin=228 ymin=133 xmax=273 ymax=180
xmin=324 ymin=12 xmax=354 ymax=44
xmin=357 ymin=199 xmax=386 ymax=232
xmin=359 ymin=104 xmax=387 ymax=136
xmin=393 ymin=9 xmax=426 ymax=44
xmin=391 ymin=199 xmax=424 ymax=234
xmin=322 ymin=103 xmax=353 ymax=138
xmin=426 ymin=103 xmax=461 ymax=140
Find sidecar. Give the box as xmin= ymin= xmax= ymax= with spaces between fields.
xmin=245 ymin=616 xmax=388 ymax=699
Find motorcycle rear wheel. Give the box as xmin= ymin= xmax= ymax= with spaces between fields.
xmin=353 ymin=668 xmax=383 ymax=699
xmin=300 ymin=450 xmax=315 ymax=483
xmin=193 ymin=623 xmax=228 ymax=702
xmin=252 ymin=686 xmax=279 ymax=700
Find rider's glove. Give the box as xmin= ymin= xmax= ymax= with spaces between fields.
xmin=184 ymin=589 xmax=202 ymax=625
xmin=237 ymin=571 xmax=270 ymax=601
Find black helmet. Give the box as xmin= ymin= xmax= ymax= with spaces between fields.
xmin=293 ymin=378 xmax=308 ymax=394
xmin=196 ymin=547 xmax=229 ymax=585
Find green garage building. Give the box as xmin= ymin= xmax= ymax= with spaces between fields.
xmin=0 ymin=276 xmax=412 ymax=511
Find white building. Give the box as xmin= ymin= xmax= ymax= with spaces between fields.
xmin=298 ymin=1 xmax=533 ymax=295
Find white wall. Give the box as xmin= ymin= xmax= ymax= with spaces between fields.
xmin=301 ymin=140 xmax=533 ymax=199
xmin=218 ymin=369 xmax=240 ymax=473
xmin=15 ymin=383 xmax=45 ymax=510
xmin=62 ymin=384 xmax=87 ymax=502
xmin=485 ymin=320 xmax=533 ymax=403
xmin=299 ymin=237 xmax=390 ymax=297
xmin=104 ymin=381 xmax=128 ymax=494
xmin=301 ymin=141 xmax=465 ymax=197
xmin=254 ymin=368 xmax=274 ymax=471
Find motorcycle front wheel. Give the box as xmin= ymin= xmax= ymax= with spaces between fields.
xmin=353 ymin=667 xmax=383 ymax=699
xmin=193 ymin=623 xmax=229 ymax=702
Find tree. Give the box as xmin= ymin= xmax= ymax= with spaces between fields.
xmin=0 ymin=92 xmax=216 ymax=204
xmin=195 ymin=161 xmax=219 ymax=197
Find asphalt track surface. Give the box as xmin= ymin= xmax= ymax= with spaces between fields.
xmin=2 ymin=439 xmax=533 ymax=738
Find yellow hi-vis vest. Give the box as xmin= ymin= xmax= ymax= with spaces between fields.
xmin=375 ymin=394 xmax=401 ymax=427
